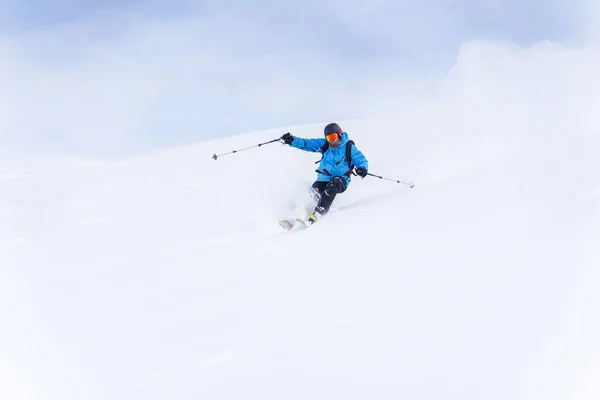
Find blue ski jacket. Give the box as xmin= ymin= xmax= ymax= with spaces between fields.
xmin=290 ymin=131 xmax=369 ymax=185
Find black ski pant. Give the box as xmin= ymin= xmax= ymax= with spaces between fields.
xmin=310 ymin=176 xmax=347 ymax=215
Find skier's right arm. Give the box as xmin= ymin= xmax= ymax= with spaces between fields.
xmin=281 ymin=133 xmax=325 ymax=152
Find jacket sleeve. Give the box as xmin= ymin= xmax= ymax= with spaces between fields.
xmin=351 ymin=145 xmax=369 ymax=170
xmin=290 ymin=137 xmax=327 ymax=152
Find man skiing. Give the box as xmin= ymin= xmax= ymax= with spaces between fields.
xmin=280 ymin=122 xmax=369 ymax=224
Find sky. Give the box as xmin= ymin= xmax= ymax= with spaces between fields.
xmin=0 ymin=0 xmax=593 ymax=157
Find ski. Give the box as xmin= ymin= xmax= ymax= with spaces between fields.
xmin=279 ymin=220 xmax=293 ymax=230
xmin=279 ymin=218 xmax=309 ymax=231
xmin=295 ymin=218 xmax=308 ymax=228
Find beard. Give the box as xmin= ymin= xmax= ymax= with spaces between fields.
xmin=329 ymin=140 xmax=341 ymax=148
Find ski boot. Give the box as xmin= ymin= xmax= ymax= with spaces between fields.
xmin=308 ymin=210 xmax=323 ymax=225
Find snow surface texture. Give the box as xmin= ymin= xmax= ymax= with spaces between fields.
xmin=1 ymin=41 xmax=600 ymax=400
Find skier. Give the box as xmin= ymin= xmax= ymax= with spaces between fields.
xmin=280 ymin=122 xmax=369 ymax=224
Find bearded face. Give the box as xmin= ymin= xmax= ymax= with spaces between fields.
xmin=326 ymin=133 xmax=341 ymax=147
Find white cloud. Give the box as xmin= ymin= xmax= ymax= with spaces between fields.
xmin=579 ymin=0 xmax=600 ymax=45
xmin=0 ymin=0 xmax=596 ymax=157
xmin=2 ymin=11 xmax=423 ymax=156
xmin=0 ymin=359 xmax=33 ymax=400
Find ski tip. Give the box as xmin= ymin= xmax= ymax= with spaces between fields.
xmin=279 ymin=218 xmax=311 ymax=231
xmin=279 ymin=220 xmax=293 ymax=230
xmin=295 ymin=218 xmax=308 ymax=227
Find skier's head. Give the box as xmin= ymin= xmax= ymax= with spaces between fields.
xmin=324 ymin=122 xmax=342 ymax=148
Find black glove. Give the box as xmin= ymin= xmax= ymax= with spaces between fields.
xmin=281 ymin=132 xmax=294 ymax=145
xmin=355 ymin=167 xmax=368 ymax=178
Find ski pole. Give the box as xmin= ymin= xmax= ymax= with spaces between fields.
xmin=366 ymin=172 xmax=414 ymax=188
xmin=212 ymin=138 xmax=283 ymax=160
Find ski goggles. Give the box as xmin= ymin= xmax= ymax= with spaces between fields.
xmin=325 ymin=133 xmax=340 ymax=142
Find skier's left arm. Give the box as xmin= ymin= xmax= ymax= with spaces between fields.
xmin=351 ymin=146 xmax=369 ymax=177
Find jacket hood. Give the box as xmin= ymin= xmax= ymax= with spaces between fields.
xmin=334 ymin=131 xmax=350 ymax=147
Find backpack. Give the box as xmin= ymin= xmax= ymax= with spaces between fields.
xmin=315 ymin=140 xmax=356 ymax=177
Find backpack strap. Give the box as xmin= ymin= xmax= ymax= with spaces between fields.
xmin=344 ymin=140 xmax=356 ymax=176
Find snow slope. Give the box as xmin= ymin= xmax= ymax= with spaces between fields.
xmin=2 ymin=42 xmax=600 ymax=400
